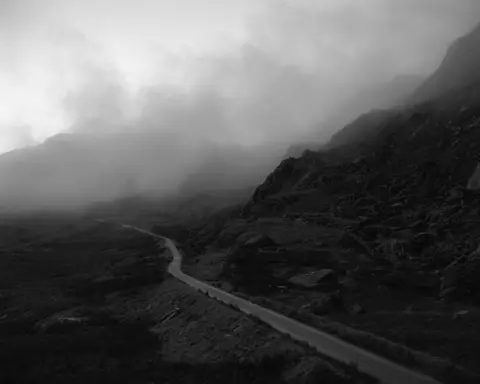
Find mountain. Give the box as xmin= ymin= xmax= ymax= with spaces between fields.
xmin=0 ymin=130 xmax=188 ymax=212
xmin=284 ymin=74 xmax=423 ymax=157
xmin=245 ymin=20 xmax=480 ymax=216
xmin=411 ymin=22 xmax=480 ymax=103
xmin=0 ymin=129 xmax=287 ymax=214
xmin=234 ymin=21 xmax=480 ymax=307
xmin=322 ymin=22 xmax=480 ymax=151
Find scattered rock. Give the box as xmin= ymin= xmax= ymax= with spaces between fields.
xmin=294 ymin=218 xmax=306 ymax=225
xmin=453 ymin=310 xmax=470 ymax=320
xmin=37 ymin=308 xmax=89 ymax=333
xmin=337 ymin=231 xmax=372 ymax=255
xmin=241 ymin=234 xmax=276 ymax=249
xmin=467 ymin=163 xmax=480 ymax=190
xmin=288 ymin=269 xmax=338 ymax=289
xmin=439 ymin=287 xmax=457 ymax=302
xmin=347 ymin=302 xmax=365 ymax=315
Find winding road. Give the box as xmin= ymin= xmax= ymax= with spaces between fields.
xmin=120 ymin=223 xmax=440 ymax=384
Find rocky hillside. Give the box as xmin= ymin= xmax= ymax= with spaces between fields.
xmin=172 ymin=25 xmax=480 ymax=379
xmin=284 ymin=75 xmax=423 ymax=158
xmin=412 ymin=22 xmax=480 ymax=103
xmin=236 ymin=20 xmax=480 ymax=309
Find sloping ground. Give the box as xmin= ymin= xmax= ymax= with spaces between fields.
xmin=412 ymin=22 xmax=480 ymax=103
xmin=244 ymin=83 xmax=480 ymax=287
xmin=0 ymin=217 xmax=375 ymax=384
xmin=182 ymin=216 xmax=480 ymax=379
xmin=177 ymin=80 xmax=480 ymax=379
xmin=326 ymin=109 xmax=397 ymax=149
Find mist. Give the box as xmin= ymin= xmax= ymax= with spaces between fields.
xmin=1 ymin=0 xmax=480 ymax=212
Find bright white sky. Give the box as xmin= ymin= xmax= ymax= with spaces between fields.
xmin=0 ymin=0 xmax=263 ymax=152
xmin=1 ymin=0 xmax=480 ymax=154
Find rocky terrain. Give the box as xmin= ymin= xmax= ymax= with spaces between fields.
xmin=0 ymin=216 xmax=375 ymax=383
xmin=412 ymin=22 xmax=480 ymax=103
xmin=164 ymin=21 xmax=480 ymax=382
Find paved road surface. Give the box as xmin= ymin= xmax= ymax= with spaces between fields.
xmin=120 ymin=223 xmax=440 ymax=384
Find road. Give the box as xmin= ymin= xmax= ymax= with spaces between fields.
xmin=120 ymin=223 xmax=440 ymax=384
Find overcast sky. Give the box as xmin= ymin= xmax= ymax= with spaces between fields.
xmin=1 ymin=0 xmax=480 ymax=154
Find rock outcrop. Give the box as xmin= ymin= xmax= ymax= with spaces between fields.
xmin=237 ymin=22 xmax=480 ymax=305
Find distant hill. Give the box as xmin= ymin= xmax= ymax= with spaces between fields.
xmin=0 ymin=129 xmax=286 ymax=214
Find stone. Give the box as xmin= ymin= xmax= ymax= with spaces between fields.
xmin=348 ymin=302 xmax=365 ymax=315
xmin=241 ymin=233 xmax=276 ymax=248
xmin=36 ymin=309 xmax=88 ymax=333
xmin=453 ymin=310 xmax=469 ymax=320
xmin=467 ymin=163 xmax=480 ymax=190
xmin=288 ymin=269 xmax=338 ymax=289
xmin=439 ymin=287 xmax=457 ymax=301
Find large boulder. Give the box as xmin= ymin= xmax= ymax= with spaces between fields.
xmin=467 ymin=163 xmax=480 ymax=190
xmin=288 ymin=269 xmax=338 ymax=289
xmin=36 ymin=308 xmax=89 ymax=333
xmin=240 ymin=233 xmax=276 ymax=249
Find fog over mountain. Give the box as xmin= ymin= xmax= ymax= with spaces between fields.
xmin=1 ymin=0 xmax=479 ymax=211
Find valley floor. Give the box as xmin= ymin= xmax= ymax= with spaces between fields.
xmin=0 ymin=216 xmax=374 ymax=384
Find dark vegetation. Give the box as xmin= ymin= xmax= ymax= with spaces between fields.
xmin=1 ymin=306 xmax=334 ymax=384
xmin=0 ymin=219 xmax=168 ymax=384
xmin=0 ymin=217 xmax=375 ymax=384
